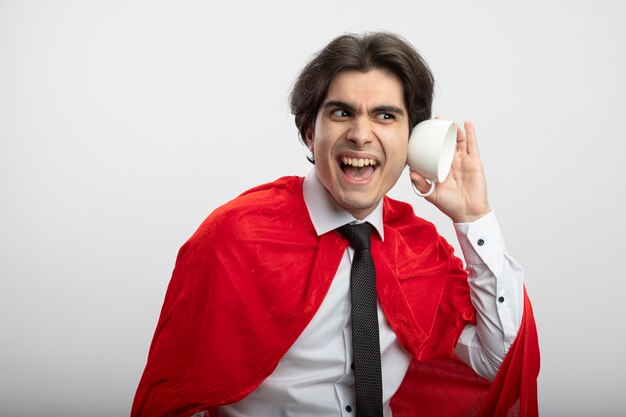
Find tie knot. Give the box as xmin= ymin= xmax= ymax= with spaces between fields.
xmin=338 ymin=222 xmax=374 ymax=250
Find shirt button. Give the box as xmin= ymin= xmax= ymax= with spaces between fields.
xmin=498 ymin=296 xmax=505 ymax=303
xmin=345 ymin=405 xmax=352 ymax=413
xmin=477 ymin=238 xmax=485 ymax=246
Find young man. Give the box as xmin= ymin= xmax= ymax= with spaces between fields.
xmin=132 ymin=32 xmax=539 ymax=417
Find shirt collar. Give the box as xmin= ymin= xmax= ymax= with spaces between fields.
xmin=303 ymin=168 xmax=385 ymax=240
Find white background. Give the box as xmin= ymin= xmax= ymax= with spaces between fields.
xmin=1 ymin=1 xmax=625 ymax=416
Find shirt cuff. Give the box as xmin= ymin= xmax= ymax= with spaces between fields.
xmin=453 ymin=211 xmax=507 ymax=275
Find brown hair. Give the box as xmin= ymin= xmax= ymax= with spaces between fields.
xmin=289 ymin=32 xmax=434 ymax=159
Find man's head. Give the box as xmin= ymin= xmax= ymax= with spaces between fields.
xmin=289 ymin=32 xmax=435 ymax=219
xmin=290 ymin=32 xmax=434 ymax=154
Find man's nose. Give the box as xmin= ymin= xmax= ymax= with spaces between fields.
xmin=346 ymin=116 xmax=374 ymax=147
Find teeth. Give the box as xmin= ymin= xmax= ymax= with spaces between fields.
xmin=340 ymin=156 xmax=377 ymax=167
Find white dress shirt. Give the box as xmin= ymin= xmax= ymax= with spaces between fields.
xmin=217 ymin=169 xmax=524 ymax=417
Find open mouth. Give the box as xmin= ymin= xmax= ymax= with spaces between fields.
xmin=339 ymin=156 xmax=378 ymax=182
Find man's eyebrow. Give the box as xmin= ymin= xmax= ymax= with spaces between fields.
xmin=322 ymin=100 xmax=405 ymax=116
xmin=322 ymin=100 xmax=357 ymax=113
xmin=370 ymin=105 xmax=405 ymax=116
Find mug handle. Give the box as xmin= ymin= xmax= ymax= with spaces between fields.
xmin=411 ymin=178 xmax=435 ymax=198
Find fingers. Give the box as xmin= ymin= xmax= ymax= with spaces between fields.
xmin=464 ymin=121 xmax=479 ymax=156
xmin=436 ymin=117 xmax=478 ymax=156
xmin=409 ymin=170 xmax=434 ymax=198
xmin=456 ymin=122 xmax=468 ymax=154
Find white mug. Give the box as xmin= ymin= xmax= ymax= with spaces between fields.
xmin=406 ymin=119 xmax=457 ymax=197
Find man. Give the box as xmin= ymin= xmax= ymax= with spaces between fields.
xmin=132 ymin=32 xmax=539 ymax=417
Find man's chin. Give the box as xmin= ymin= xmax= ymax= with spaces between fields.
xmin=337 ymin=194 xmax=381 ymax=220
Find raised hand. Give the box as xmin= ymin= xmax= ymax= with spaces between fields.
xmin=410 ymin=121 xmax=491 ymax=223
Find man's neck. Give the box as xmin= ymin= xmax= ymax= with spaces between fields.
xmin=302 ymin=168 xmax=385 ymax=240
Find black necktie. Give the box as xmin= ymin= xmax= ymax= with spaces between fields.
xmin=338 ymin=223 xmax=383 ymax=417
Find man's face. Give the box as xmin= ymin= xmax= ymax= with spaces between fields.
xmin=307 ymin=69 xmax=410 ymax=220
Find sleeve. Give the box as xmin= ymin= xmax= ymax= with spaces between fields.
xmin=378 ymin=198 xmax=539 ymax=417
xmin=390 ymin=212 xmax=539 ymax=417
xmin=452 ymin=211 xmax=524 ymax=380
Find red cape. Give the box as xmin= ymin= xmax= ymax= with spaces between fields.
xmin=132 ymin=176 xmax=539 ymax=417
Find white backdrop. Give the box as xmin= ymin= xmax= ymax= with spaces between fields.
xmin=1 ymin=1 xmax=625 ymax=416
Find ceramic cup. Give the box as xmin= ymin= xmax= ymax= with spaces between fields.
xmin=406 ymin=119 xmax=457 ymax=197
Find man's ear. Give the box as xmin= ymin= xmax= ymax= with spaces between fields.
xmin=305 ymin=128 xmax=314 ymax=152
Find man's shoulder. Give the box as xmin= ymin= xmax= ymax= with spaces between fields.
xmin=177 ymin=175 xmax=316 ymax=267
xmin=380 ymin=195 xmax=455 ymax=264
xmin=237 ymin=175 xmax=304 ymax=200
xmin=190 ymin=176 xmax=311 ymax=242
xmin=383 ymin=195 xmax=439 ymax=239
xmin=220 ymin=175 xmax=306 ymax=219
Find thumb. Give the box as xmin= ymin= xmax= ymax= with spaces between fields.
xmin=409 ymin=170 xmax=434 ymax=198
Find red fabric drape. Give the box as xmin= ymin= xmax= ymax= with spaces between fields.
xmin=131 ymin=176 xmax=539 ymax=417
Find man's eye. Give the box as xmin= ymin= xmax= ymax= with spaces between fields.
xmin=331 ymin=109 xmax=350 ymax=118
xmin=377 ymin=113 xmax=394 ymax=120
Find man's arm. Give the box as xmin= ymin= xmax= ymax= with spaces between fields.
xmin=410 ymin=121 xmax=524 ymax=379
xmin=452 ymin=212 xmax=524 ymax=380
